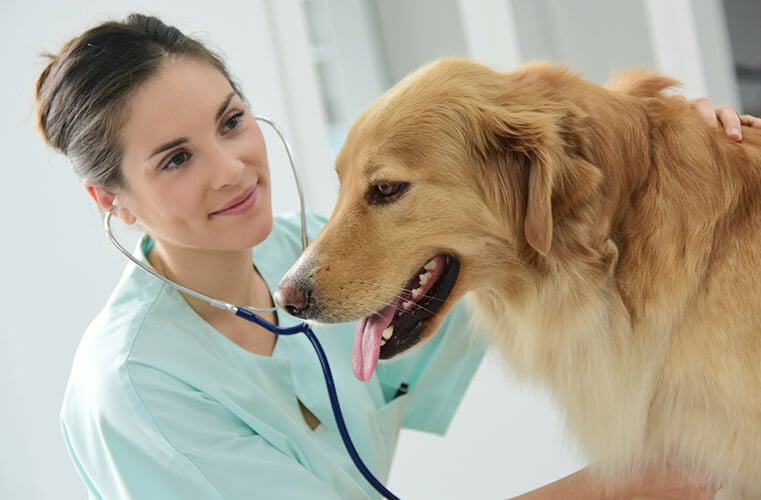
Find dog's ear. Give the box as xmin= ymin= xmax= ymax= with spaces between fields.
xmin=524 ymin=147 xmax=555 ymax=255
xmin=478 ymin=106 xmax=565 ymax=255
xmin=479 ymin=103 xmax=601 ymax=257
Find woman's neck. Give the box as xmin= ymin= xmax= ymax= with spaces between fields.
xmin=147 ymin=240 xmax=271 ymax=318
xmin=147 ymin=238 xmax=278 ymax=356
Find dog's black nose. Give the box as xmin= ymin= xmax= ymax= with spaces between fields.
xmin=274 ymin=284 xmax=312 ymax=318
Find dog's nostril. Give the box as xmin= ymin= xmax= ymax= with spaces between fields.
xmin=275 ymin=285 xmax=312 ymax=318
xmin=285 ymin=304 xmax=303 ymax=317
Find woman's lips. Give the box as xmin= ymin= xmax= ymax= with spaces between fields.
xmin=211 ymin=186 xmax=257 ymax=216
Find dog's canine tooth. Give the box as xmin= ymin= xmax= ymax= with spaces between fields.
xmin=382 ymin=326 xmax=394 ymax=340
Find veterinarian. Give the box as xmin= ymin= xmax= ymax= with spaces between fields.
xmin=36 ymin=13 xmax=757 ymax=500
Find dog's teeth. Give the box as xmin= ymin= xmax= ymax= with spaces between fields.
xmin=424 ymin=259 xmax=436 ymax=271
xmin=411 ymin=288 xmax=421 ymax=300
xmin=382 ymin=326 xmax=394 ymax=340
xmin=403 ymin=300 xmax=413 ymax=310
xmin=419 ymin=271 xmax=431 ymax=286
xmin=381 ymin=338 xmax=387 ymax=346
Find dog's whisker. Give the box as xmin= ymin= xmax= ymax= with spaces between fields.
xmin=344 ymin=281 xmax=437 ymax=313
xmin=349 ymin=280 xmax=442 ymax=304
xmin=349 ymin=285 xmax=440 ymax=318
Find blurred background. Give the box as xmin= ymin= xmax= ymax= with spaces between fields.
xmin=1 ymin=0 xmax=759 ymax=498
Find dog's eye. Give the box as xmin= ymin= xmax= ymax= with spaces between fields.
xmin=377 ymin=184 xmax=400 ymax=196
xmin=366 ymin=182 xmax=410 ymax=205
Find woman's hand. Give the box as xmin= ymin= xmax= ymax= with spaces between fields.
xmin=689 ymin=96 xmax=761 ymax=142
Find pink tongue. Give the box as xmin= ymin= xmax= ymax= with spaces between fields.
xmin=352 ymin=301 xmax=398 ymax=382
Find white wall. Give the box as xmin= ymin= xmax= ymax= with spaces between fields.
xmin=512 ymin=0 xmax=655 ymax=84
xmin=722 ymin=0 xmax=761 ymax=115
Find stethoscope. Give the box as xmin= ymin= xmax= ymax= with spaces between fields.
xmin=104 ymin=116 xmax=400 ymax=500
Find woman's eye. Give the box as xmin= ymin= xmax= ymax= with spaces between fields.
xmin=163 ymin=151 xmax=191 ymax=171
xmin=222 ymin=112 xmax=244 ymax=133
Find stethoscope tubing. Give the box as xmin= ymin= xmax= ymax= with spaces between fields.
xmin=233 ymin=308 xmax=400 ymax=499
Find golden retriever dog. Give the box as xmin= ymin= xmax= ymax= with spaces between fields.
xmin=275 ymin=58 xmax=761 ymax=498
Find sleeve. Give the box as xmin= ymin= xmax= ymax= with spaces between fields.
xmin=374 ymin=298 xmax=487 ymax=435
xmin=62 ymin=364 xmax=345 ymax=500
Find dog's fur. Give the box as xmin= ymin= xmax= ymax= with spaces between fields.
xmin=277 ymin=59 xmax=761 ymax=497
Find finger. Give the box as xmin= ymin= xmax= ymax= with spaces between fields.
xmin=715 ymin=105 xmax=742 ymax=142
xmin=691 ymin=97 xmax=719 ymax=130
xmin=740 ymin=113 xmax=761 ymax=130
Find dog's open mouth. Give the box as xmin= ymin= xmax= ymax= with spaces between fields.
xmin=352 ymin=254 xmax=460 ymax=381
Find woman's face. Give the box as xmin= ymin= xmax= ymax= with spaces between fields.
xmin=116 ymin=58 xmax=273 ymax=252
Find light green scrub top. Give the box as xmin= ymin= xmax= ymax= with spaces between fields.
xmin=61 ymin=212 xmax=486 ymax=499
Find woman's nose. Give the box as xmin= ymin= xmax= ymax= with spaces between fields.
xmin=209 ymin=143 xmax=245 ymax=189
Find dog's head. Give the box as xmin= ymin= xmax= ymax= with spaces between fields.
xmin=275 ymin=58 xmax=606 ymax=381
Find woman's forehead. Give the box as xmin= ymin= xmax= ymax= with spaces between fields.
xmin=121 ymin=59 xmax=237 ymax=157
xmin=130 ymin=58 xmax=233 ymax=118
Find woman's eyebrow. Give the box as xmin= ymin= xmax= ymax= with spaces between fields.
xmin=146 ymin=92 xmax=239 ymax=160
xmin=215 ymin=91 xmax=237 ymax=121
xmin=148 ymin=137 xmax=188 ymax=160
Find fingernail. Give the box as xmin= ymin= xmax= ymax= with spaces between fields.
xmin=731 ymin=127 xmax=741 ymax=140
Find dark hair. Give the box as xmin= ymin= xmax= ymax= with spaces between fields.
xmin=35 ymin=13 xmax=243 ymax=189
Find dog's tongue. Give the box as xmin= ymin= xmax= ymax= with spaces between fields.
xmin=353 ymin=302 xmax=397 ymax=382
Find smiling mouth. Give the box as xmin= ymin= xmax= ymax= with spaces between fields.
xmin=352 ymin=254 xmax=460 ymax=381
xmin=211 ymin=186 xmax=257 ymax=216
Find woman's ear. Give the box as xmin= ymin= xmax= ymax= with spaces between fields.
xmin=86 ymin=184 xmax=136 ymax=224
